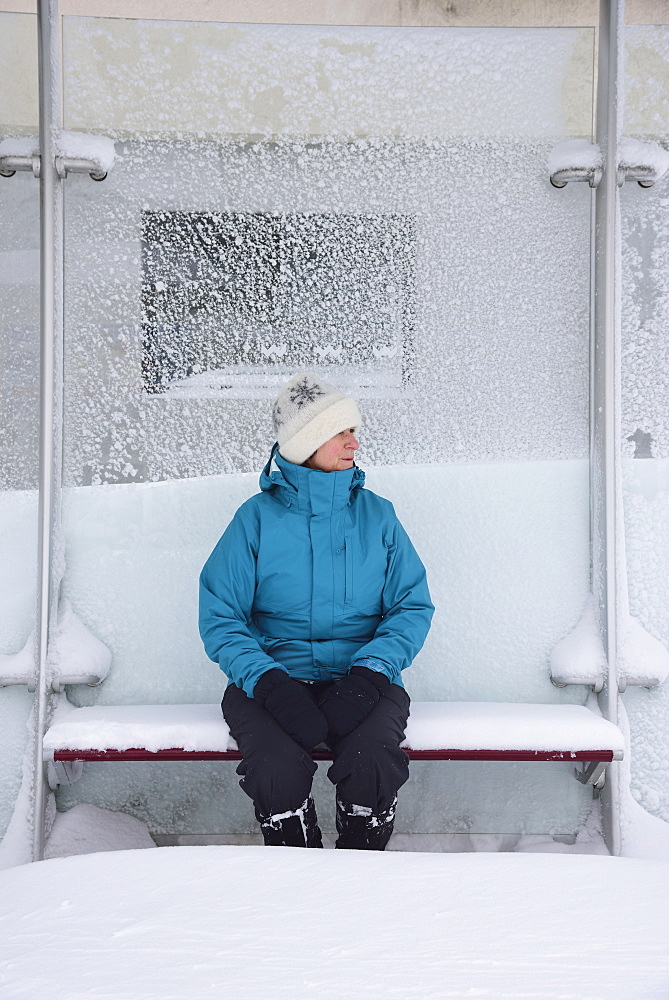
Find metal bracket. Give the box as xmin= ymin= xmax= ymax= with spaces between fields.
xmin=550 ymin=673 xmax=605 ymax=694
xmin=47 ymin=758 xmax=84 ymax=790
xmin=617 ymin=163 xmax=661 ymax=188
xmin=0 ymin=153 xmax=107 ymax=181
xmin=551 ymin=161 xmax=663 ymax=191
xmin=0 ymin=153 xmax=41 ymax=178
xmin=50 ymin=672 xmax=106 ymax=693
xmin=0 ymin=672 xmax=104 ymax=693
xmin=617 ymin=676 xmax=662 ymax=694
xmin=550 ymin=165 xmax=603 ymax=189
xmin=0 ymin=675 xmax=37 ymax=692
xmin=575 ymin=760 xmax=608 ymax=797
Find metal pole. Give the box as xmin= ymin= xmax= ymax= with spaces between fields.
xmin=593 ymin=0 xmax=623 ymax=857
xmin=32 ymin=0 xmax=63 ymax=862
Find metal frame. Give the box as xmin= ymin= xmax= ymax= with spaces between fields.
xmin=550 ymin=164 xmax=603 ymax=189
xmin=32 ymin=0 xmax=63 ymax=865
xmin=575 ymin=760 xmax=609 ymax=794
xmin=0 ymin=155 xmax=108 ymax=181
xmin=547 ymin=0 xmax=634 ymax=854
xmin=4 ymin=0 xmax=635 ymax=861
xmin=0 ymin=0 xmax=112 ymax=860
xmin=549 ymin=159 xmax=664 ymax=191
xmin=48 ymin=747 xmax=619 ymax=764
xmin=593 ymin=0 xmax=624 ymax=857
xmin=0 ymin=659 xmax=107 ymax=693
xmin=45 ymin=747 xmax=621 ymax=798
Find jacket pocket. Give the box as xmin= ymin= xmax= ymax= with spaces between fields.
xmin=344 ymin=533 xmax=353 ymax=604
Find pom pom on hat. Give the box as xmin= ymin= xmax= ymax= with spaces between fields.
xmin=272 ymin=372 xmax=361 ymax=465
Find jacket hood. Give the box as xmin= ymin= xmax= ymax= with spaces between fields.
xmin=260 ymin=443 xmax=365 ymax=515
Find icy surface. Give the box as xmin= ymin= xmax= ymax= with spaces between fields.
xmin=621 ymin=27 xmax=669 ymax=829
xmin=42 ymin=701 xmax=624 ymax=755
xmin=0 ymin=489 xmax=37 ymax=840
xmin=0 ymin=493 xmax=37 ymax=656
xmin=6 ymin=24 xmax=595 ymax=488
xmin=621 ymin=153 xmax=669 ymax=460
xmin=619 ymin=613 xmax=669 ymax=688
xmin=617 ymin=701 xmax=669 ymax=861
xmin=625 ymin=26 xmax=669 ymax=137
xmin=0 ymin=691 xmax=33 ymax=855
xmin=0 ymin=163 xmax=39 ymax=492
xmin=55 ymin=20 xmax=591 ymax=484
xmin=50 ymin=136 xmax=593 ymax=487
xmin=0 ymin=633 xmax=34 ymax=686
xmin=1 ymin=848 xmax=669 ymax=999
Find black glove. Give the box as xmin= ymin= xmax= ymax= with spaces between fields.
xmin=254 ymin=668 xmax=328 ymax=751
xmin=318 ymin=666 xmax=391 ymax=743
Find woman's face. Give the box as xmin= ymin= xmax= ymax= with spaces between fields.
xmin=304 ymin=428 xmax=359 ymax=472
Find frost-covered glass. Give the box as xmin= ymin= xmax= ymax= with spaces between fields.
xmin=61 ymin=133 xmax=592 ymax=482
xmin=0 ymin=11 xmax=39 ymax=842
xmin=61 ymin=19 xmax=594 ymax=483
xmin=58 ymin=17 xmax=595 ymax=836
xmin=621 ymin=25 xmax=669 ymax=826
xmin=142 ymin=210 xmax=415 ymax=396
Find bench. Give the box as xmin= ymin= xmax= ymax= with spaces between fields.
xmin=43 ymin=701 xmax=624 ymax=793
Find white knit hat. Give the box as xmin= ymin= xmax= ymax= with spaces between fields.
xmin=272 ymin=372 xmax=362 ymax=465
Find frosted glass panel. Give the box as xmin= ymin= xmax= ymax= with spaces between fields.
xmin=0 ymin=169 xmax=39 ymax=491
xmin=61 ymin=162 xmax=591 ymax=479
xmin=622 ymin=24 xmax=669 ymax=826
xmin=0 ymin=11 xmax=39 ymax=841
xmin=63 ymin=20 xmax=594 ymax=139
xmin=61 ymin=19 xmax=593 ymax=484
xmin=141 ymin=210 xmax=415 ymax=396
xmin=59 ymin=18 xmax=594 ymax=835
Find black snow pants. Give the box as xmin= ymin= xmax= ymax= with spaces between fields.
xmin=222 ymin=680 xmax=411 ymax=819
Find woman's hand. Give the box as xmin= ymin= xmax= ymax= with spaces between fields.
xmin=318 ymin=666 xmax=391 ymax=743
xmin=253 ymin=668 xmax=328 ymax=751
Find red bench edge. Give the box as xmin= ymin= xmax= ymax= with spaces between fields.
xmin=52 ymin=748 xmax=616 ymax=763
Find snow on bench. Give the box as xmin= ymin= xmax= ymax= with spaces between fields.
xmin=43 ymin=702 xmax=624 ymax=789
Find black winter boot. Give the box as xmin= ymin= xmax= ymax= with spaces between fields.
xmin=335 ymin=794 xmax=397 ymax=851
xmin=257 ymin=796 xmax=323 ymax=848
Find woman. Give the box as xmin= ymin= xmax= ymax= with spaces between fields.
xmin=199 ymin=373 xmax=433 ymax=849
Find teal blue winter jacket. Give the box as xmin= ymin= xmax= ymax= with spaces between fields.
xmin=199 ymin=448 xmax=434 ymax=698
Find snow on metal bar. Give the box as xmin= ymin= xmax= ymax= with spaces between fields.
xmin=0 ymin=132 xmax=116 ymax=176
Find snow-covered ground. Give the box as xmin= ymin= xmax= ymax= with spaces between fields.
xmin=1 ymin=845 xmax=669 ymax=1000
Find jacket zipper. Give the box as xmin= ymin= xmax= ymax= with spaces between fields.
xmin=344 ymin=533 xmax=353 ymax=604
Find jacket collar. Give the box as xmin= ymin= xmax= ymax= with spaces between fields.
xmin=260 ymin=443 xmax=365 ymax=515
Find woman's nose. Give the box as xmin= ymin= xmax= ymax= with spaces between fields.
xmin=347 ymin=434 xmax=359 ymax=451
